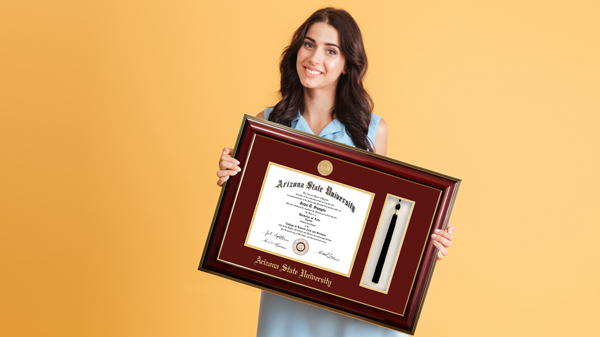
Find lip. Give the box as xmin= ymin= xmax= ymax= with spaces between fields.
xmin=303 ymin=66 xmax=323 ymax=78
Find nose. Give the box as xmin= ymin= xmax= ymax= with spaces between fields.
xmin=308 ymin=48 xmax=323 ymax=66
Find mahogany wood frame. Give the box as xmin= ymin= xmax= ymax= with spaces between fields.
xmin=199 ymin=115 xmax=460 ymax=334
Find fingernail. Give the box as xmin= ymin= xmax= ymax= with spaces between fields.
xmin=435 ymin=229 xmax=441 ymax=233
xmin=236 ymin=167 xmax=241 ymax=171
xmin=431 ymin=234 xmax=437 ymax=238
xmin=236 ymin=160 xmax=240 ymax=165
xmin=231 ymin=171 xmax=237 ymax=175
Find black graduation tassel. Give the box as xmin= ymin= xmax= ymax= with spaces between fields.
xmin=372 ymin=201 xmax=401 ymax=284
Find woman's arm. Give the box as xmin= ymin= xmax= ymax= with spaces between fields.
xmin=373 ymin=118 xmax=388 ymax=156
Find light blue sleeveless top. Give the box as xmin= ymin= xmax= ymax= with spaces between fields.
xmin=262 ymin=108 xmax=381 ymax=149
xmin=257 ymin=108 xmax=406 ymax=337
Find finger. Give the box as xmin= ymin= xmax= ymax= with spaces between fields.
xmin=219 ymin=160 xmax=242 ymax=172
xmin=435 ymin=228 xmax=453 ymax=240
xmin=437 ymin=251 xmax=444 ymax=261
xmin=219 ymin=155 xmax=241 ymax=171
xmin=216 ymin=175 xmax=230 ymax=187
xmin=216 ymin=169 xmax=239 ymax=178
xmin=219 ymin=161 xmax=241 ymax=172
xmin=222 ymin=147 xmax=233 ymax=155
xmin=219 ymin=148 xmax=235 ymax=166
xmin=446 ymin=224 xmax=455 ymax=234
xmin=432 ymin=240 xmax=448 ymax=257
xmin=220 ymin=154 xmax=240 ymax=165
xmin=431 ymin=232 xmax=452 ymax=248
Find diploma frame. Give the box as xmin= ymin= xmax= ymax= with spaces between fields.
xmin=199 ymin=115 xmax=460 ymax=335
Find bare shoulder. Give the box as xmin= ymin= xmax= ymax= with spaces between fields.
xmin=374 ymin=117 xmax=388 ymax=156
xmin=377 ymin=117 xmax=388 ymax=135
xmin=256 ymin=111 xmax=265 ymax=119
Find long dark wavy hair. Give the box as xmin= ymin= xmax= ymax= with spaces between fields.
xmin=268 ymin=7 xmax=374 ymax=151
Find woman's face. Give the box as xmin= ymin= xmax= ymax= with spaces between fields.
xmin=296 ymin=22 xmax=346 ymax=92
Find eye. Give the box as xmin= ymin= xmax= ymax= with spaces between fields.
xmin=304 ymin=41 xmax=314 ymax=49
xmin=326 ymin=48 xmax=337 ymax=55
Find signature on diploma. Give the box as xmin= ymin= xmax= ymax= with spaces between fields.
xmin=262 ymin=230 xmax=289 ymax=242
xmin=260 ymin=238 xmax=287 ymax=249
xmin=316 ymin=250 xmax=340 ymax=261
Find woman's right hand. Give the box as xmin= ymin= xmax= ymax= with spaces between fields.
xmin=216 ymin=147 xmax=241 ymax=187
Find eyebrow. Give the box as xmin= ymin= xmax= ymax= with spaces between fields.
xmin=304 ymin=36 xmax=340 ymax=49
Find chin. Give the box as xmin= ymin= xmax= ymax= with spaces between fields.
xmin=300 ymin=82 xmax=320 ymax=90
xmin=298 ymin=77 xmax=314 ymax=88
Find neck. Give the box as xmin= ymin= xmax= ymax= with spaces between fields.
xmin=302 ymin=86 xmax=336 ymax=121
xmin=301 ymin=86 xmax=338 ymax=135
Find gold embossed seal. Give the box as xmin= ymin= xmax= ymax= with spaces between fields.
xmin=317 ymin=160 xmax=333 ymax=176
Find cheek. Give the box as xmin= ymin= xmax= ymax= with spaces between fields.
xmin=296 ymin=55 xmax=303 ymax=74
xmin=328 ymin=59 xmax=345 ymax=75
xmin=296 ymin=49 xmax=307 ymax=64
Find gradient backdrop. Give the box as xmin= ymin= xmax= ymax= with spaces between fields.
xmin=2 ymin=0 xmax=599 ymax=336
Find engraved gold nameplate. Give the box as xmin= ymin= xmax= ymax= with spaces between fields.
xmin=317 ymin=160 xmax=333 ymax=176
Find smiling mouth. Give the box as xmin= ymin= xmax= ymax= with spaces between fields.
xmin=304 ymin=67 xmax=322 ymax=75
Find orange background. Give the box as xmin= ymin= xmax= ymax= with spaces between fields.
xmin=1 ymin=1 xmax=599 ymax=336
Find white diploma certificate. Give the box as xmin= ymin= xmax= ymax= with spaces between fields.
xmin=245 ymin=162 xmax=375 ymax=276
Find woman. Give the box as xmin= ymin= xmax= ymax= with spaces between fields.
xmin=216 ymin=8 xmax=455 ymax=336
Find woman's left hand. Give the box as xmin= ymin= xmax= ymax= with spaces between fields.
xmin=431 ymin=224 xmax=455 ymax=261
